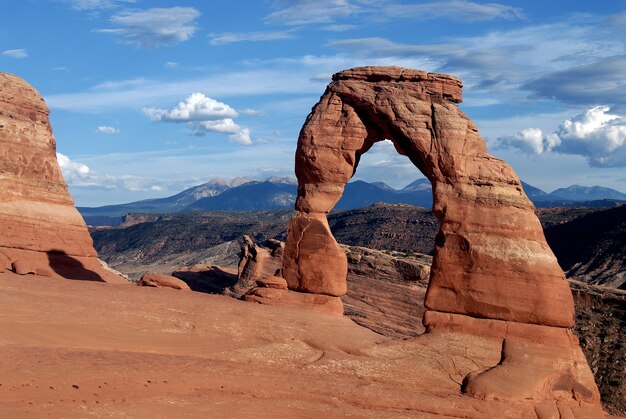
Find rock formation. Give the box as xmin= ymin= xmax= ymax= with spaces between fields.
xmin=0 ymin=73 xmax=125 ymax=283
xmin=138 ymin=272 xmax=191 ymax=290
xmin=234 ymin=236 xmax=283 ymax=295
xmin=279 ymin=66 xmax=602 ymax=409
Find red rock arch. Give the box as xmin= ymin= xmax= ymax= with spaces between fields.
xmin=281 ymin=66 xmax=574 ymax=328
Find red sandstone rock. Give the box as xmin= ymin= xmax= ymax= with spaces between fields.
xmin=0 ymin=251 xmax=10 ymax=273
xmin=0 ymin=73 xmax=126 ymax=284
xmin=234 ymin=235 xmax=283 ymax=295
xmin=11 ymin=260 xmax=36 ymax=275
xmin=279 ymin=66 xmax=598 ymax=408
xmin=282 ymin=66 xmax=573 ymax=327
xmin=244 ymin=287 xmax=344 ymax=315
xmin=138 ymin=273 xmax=191 ymax=291
xmin=256 ymin=275 xmax=288 ymax=290
xmin=282 ymin=213 xmax=347 ymax=296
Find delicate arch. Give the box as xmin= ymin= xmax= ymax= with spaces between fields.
xmin=282 ymin=66 xmax=574 ymax=328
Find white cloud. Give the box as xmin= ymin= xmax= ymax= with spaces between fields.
xmin=209 ymin=31 xmax=293 ymax=46
xmin=96 ymin=7 xmax=200 ymax=47
xmin=240 ymin=108 xmax=262 ymax=116
xmin=95 ymin=125 xmax=119 ymax=134
xmin=265 ymin=0 xmax=523 ymax=26
xmin=384 ymin=0 xmax=524 ymax=22
xmin=497 ymin=106 xmax=626 ymax=167
xmin=64 ymin=0 xmax=135 ymax=10
xmin=144 ymin=93 xmax=238 ymax=122
xmin=164 ymin=61 xmax=178 ymax=68
xmin=498 ymin=127 xmax=558 ymax=155
xmin=57 ymin=153 xmax=166 ymax=192
xmin=57 ymin=153 xmax=91 ymax=182
xmin=2 ymin=49 xmax=28 ymax=59
xmin=265 ymin=0 xmax=361 ymax=25
xmin=144 ymin=93 xmax=251 ymax=145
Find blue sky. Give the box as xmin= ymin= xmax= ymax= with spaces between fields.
xmin=2 ymin=0 xmax=626 ymax=206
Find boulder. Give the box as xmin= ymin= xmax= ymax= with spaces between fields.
xmin=138 ymin=273 xmax=191 ymax=291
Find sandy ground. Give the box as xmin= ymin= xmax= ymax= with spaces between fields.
xmin=0 ymin=273 xmax=609 ymax=418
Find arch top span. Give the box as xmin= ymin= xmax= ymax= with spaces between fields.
xmin=283 ymin=66 xmax=574 ymax=329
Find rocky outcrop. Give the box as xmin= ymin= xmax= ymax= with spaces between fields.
xmin=279 ymin=66 xmax=601 ymax=410
xmin=234 ymin=236 xmax=283 ymax=295
xmin=0 ymin=73 xmax=125 ymax=283
xmin=138 ymin=273 xmax=191 ymax=290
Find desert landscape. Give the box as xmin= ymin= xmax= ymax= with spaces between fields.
xmin=2 ymin=2 xmax=626 ymax=418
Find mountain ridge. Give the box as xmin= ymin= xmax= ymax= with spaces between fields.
xmin=78 ymin=176 xmax=626 ymax=226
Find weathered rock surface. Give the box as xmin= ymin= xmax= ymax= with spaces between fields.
xmin=0 ymin=273 xmax=611 ymax=418
xmin=280 ymin=66 xmax=599 ymax=410
xmin=244 ymin=287 xmax=344 ymax=315
xmin=234 ymin=235 xmax=283 ymax=295
xmin=0 ymin=73 xmax=125 ymax=284
xmin=138 ymin=273 xmax=191 ymax=291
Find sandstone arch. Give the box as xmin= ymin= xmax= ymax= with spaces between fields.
xmin=281 ymin=67 xmax=602 ymax=406
xmin=282 ymin=66 xmax=573 ymax=327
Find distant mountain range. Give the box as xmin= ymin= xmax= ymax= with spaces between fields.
xmin=78 ymin=177 xmax=626 ymax=226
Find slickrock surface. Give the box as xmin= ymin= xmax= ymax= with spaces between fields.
xmin=279 ymin=66 xmax=601 ymax=409
xmin=0 ymin=274 xmax=609 ymax=418
xmin=0 ymin=73 xmax=124 ymax=284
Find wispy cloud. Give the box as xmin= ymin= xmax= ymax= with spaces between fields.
xmin=383 ymin=0 xmax=524 ymax=22
xmin=523 ymin=55 xmax=626 ymax=110
xmin=63 ymin=0 xmax=136 ymax=10
xmin=144 ymin=93 xmax=251 ymax=145
xmin=58 ymin=152 xmax=168 ymax=193
xmin=265 ymin=0 xmax=361 ymax=25
xmin=96 ymin=7 xmax=200 ymax=47
xmin=265 ymin=0 xmax=523 ymax=26
xmin=2 ymin=49 xmax=28 ymax=59
xmin=95 ymin=125 xmax=119 ymax=134
xmin=209 ymin=30 xmax=294 ymax=46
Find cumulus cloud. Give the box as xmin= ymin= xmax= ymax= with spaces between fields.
xmin=497 ymin=106 xmax=626 ymax=167
xmin=2 ymin=49 xmax=28 ymax=59
xmin=144 ymin=93 xmax=238 ymax=122
xmin=144 ymin=93 xmax=251 ymax=145
xmin=95 ymin=125 xmax=119 ymax=134
xmin=96 ymin=7 xmax=200 ymax=47
xmin=498 ymin=128 xmax=559 ymax=155
xmin=209 ymin=31 xmax=293 ymax=46
xmin=57 ymin=153 xmax=91 ymax=182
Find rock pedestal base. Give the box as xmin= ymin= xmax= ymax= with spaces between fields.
xmin=423 ymin=311 xmax=601 ymax=408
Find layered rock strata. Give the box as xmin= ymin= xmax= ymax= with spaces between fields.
xmin=279 ymin=66 xmax=601 ymax=409
xmin=0 ymin=73 xmax=124 ymax=283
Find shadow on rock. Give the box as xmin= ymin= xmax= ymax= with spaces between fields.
xmin=172 ymin=265 xmax=238 ymax=294
xmin=47 ymin=250 xmax=104 ymax=282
